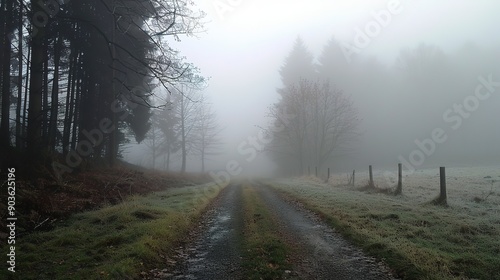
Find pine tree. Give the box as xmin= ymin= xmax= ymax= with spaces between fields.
xmin=277 ymin=36 xmax=316 ymax=95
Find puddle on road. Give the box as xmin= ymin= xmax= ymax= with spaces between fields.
xmin=183 ymin=200 xmax=238 ymax=278
xmin=205 ymin=211 xmax=232 ymax=241
xmin=217 ymin=213 xmax=231 ymax=222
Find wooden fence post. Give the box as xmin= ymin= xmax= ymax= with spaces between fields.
xmin=352 ymin=170 xmax=355 ymax=186
xmin=395 ymin=163 xmax=402 ymax=195
xmin=433 ymin=166 xmax=448 ymax=206
xmin=325 ymin=168 xmax=330 ymax=184
xmin=369 ymin=165 xmax=374 ymax=187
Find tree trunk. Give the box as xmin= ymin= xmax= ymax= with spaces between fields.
xmin=0 ymin=0 xmax=13 ymax=151
xmin=166 ymin=148 xmax=170 ymax=171
xmin=41 ymin=37 xmax=49 ymax=145
xmin=151 ymin=129 xmax=156 ymax=169
xmin=63 ymin=48 xmax=77 ymax=154
xmin=27 ymin=0 xmax=45 ymax=158
xmin=70 ymin=67 xmax=82 ymax=151
xmin=0 ymin=0 xmax=5 ymax=77
xmin=15 ymin=5 xmax=23 ymax=149
xmin=180 ymin=94 xmax=186 ymax=173
xmin=201 ymin=146 xmax=205 ymax=173
xmin=163 ymin=152 xmax=166 ymax=171
xmin=0 ymin=0 xmax=5 ymax=94
xmin=108 ymin=11 xmax=117 ymax=167
xmin=48 ymin=35 xmax=62 ymax=151
xmin=22 ymin=39 xmax=31 ymax=151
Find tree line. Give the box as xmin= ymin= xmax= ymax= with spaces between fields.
xmin=0 ymin=0 xmax=206 ymax=176
xmin=267 ymin=37 xmax=500 ymax=174
xmin=266 ymin=37 xmax=359 ymax=175
xmin=143 ymin=87 xmax=221 ymax=173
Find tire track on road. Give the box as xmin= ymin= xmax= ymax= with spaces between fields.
xmin=181 ymin=183 xmax=244 ymax=280
xmin=154 ymin=182 xmax=398 ymax=279
xmin=253 ymin=182 xmax=398 ymax=280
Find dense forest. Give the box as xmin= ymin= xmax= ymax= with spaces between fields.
xmin=266 ymin=37 xmax=500 ymax=174
xmin=0 ymin=0 xmax=206 ymax=177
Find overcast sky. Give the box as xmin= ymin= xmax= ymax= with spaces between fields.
xmin=126 ymin=0 xmax=500 ymax=175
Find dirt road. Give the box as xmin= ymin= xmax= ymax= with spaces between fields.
xmin=253 ymin=182 xmax=397 ymax=279
xmin=181 ymin=183 xmax=244 ymax=279
xmin=151 ymin=182 xmax=398 ymax=279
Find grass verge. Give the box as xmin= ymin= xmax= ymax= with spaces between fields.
xmin=241 ymin=184 xmax=291 ymax=280
xmin=1 ymin=182 xmax=226 ymax=280
xmin=268 ymin=178 xmax=500 ymax=280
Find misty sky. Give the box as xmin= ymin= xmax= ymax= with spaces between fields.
xmin=125 ymin=0 xmax=500 ymax=175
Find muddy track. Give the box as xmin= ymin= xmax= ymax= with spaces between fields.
xmin=152 ymin=182 xmax=398 ymax=279
xmin=147 ymin=183 xmax=244 ymax=280
xmin=181 ymin=183 xmax=244 ymax=279
xmin=252 ymin=182 xmax=398 ymax=280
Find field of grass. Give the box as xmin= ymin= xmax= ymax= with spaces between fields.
xmin=268 ymin=166 xmax=500 ymax=280
xmin=1 ymin=182 xmax=226 ymax=280
xmin=241 ymin=184 xmax=291 ymax=279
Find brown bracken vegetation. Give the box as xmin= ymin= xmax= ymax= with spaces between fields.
xmin=0 ymin=161 xmax=210 ymax=239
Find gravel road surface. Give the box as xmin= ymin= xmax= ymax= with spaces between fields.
xmin=148 ymin=182 xmax=398 ymax=279
xmin=253 ymin=182 xmax=398 ymax=280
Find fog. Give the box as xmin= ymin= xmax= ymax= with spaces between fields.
xmin=125 ymin=0 xmax=500 ymax=177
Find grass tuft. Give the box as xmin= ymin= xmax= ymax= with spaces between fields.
xmin=241 ymin=184 xmax=291 ymax=280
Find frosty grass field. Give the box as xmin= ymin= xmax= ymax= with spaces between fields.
xmin=268 ymin=166 xmax=500 ymax=280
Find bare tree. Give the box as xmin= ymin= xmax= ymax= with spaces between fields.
xmin=144 ymin=112 xmax=162 ymax=169
xmin=192 ymin=99 xmax=222 ymax=172
xmin=267 ymin=79 xmax=358 ymax=174
xmin=144 ymin=97 xmax=181 ymax=170
xmin=175 ymin=86 xmax=201 ymax=172
xmin=157 ymin=100 xmax=181 ymax=171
